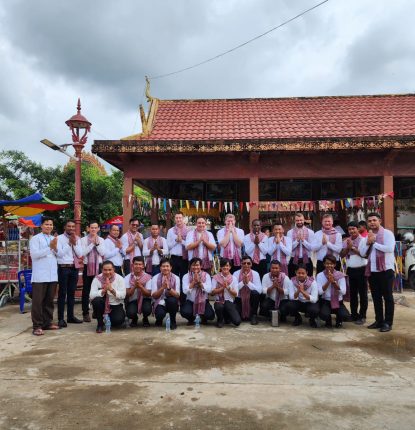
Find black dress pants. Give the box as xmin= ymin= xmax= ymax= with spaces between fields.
xmin=91 ymin=298 xmax=125 ymax=327
xmin=214 ymin=301 xmax=241 ymax=326
xmin=347 ymin=266 xmax=368 ymax=319
xmin=154 ymin=296 xmax=179 ymax=323
xmin=234 ymin=290 xmax=260 ymax=319
xmin=288 ymin=300 xmax=320 ymax=319
xmin=126 ymin=298 xmax=152 ymax=320
xmin=252 ymin=260 xmax=267 ymax=280
xmin=260 ymin=297 xmax=290 ymax=318
xmin=180 ymin=299 xmax=215 ymax=322
xmin=57 ymin=266 xmax=79 ymax=320
xmin=319 ymin=299 xmax=350 ymax=323
xmin=82 ymin=267 xmax=95 ymax=316
xmin=368 ymin=269 xmax=395 ymax=326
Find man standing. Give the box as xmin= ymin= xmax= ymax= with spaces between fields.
xmin=181 ymin=257 xmax=215 ymax=325
xmin=125 ymin=256 xmax=152 ymax=327
xmin=287 ymin=213 xmax=314 ymax=277
xmin=234 ymin=256 xmax=262 ymax=325
xmin=90 ymin=260 xmax=126 ymax=333
xmin=358 ymin=220 xmax=369 ymax=238
xmin=312 ymin=214 xmax=342 ymax=274
xmin=340 ymin=221 xmax=368 ymax=325
xmin=185 ymin=217 xmax=216 ymax=272
xmin=143 ymin=224 xmax=169 ymax=276
xmin=29 ymin=217 xmax=60 ymax=336
xmin=151 ymin=258 xmax=181 ymax=329
xmin=267 ymin=223 xmax=292 ymax=276
xmin=243 ymin=219 xmax=268 ymax=279
xmin=81 ymin=221 xmax=106 ymax=322
xmin=358 ymin=213 xmax=396 ymax=332
xmin=121 ymin=217 xmax=144 ymax=275
xmin=56 ymin=219 xmax=83 ymax=328
xmin=217 ymin=214 xmax=244 ymax=273
xmin=104 ymin=225 xmax=124 ymax=275
xmin=167 ymin=212 xmax=189 ymax=281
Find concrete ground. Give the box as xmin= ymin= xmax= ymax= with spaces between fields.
xmin=0 ymin=293 xmax=415 ymax=430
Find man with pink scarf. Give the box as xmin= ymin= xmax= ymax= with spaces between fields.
xmin=217 ymin=214 xmax=244 ymax=273
xmin=181 ymin=257 xmax=215 ymax=325
xmin=167 ymin=212 xmax=189 ymax=282
xmin=80 ymin=221 xmax=106 ymax=322
xmin=185 ymin=217 xmax=216 ymax=272
xmin=243 ymin=219 xmax=268 ymax=279
xmin=143 ymin=224 xmax=168 ymax=276
xmin=121 ymin=217 xmax=144 ymax=275
xmin=358 ymin=212 xmax=395 ymax=332
xmin=89 ymin=260 xmax=126 ymax=333
xmin=267 ymin=223 xmax=292 ymax=276
xmin=234 ymin=256 xmax=262 ymax=325
xmin=311 ymin=213 xmax=342 ymax=274
xmin=317 ymin=255 xmax=349 ymax=328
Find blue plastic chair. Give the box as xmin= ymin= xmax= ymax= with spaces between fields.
xmin=18 ymin=270 xmax=32 ymax=313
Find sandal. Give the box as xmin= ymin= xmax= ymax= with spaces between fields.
xmin=33 ymin=328 xmax=44 ymax=336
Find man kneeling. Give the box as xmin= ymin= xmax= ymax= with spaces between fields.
xmin=151 ymin=258 xmax=181 ymax=329
xmin=317 ymin=254 xmax=349 ymax=328
xmin=125 ymin=256 xmax=152 ymax=327
xmin=181 ymin=257 xmax=215 ymax=325
xmin=289 ymin=265 xmax=319 ymax=327
xmin=90 ymin=260 xmax=126 ymax=333
xmin=260 ymin=260 xmax=292 ymax=323
xmin=211 ymin=258 xmax=241 ymax=328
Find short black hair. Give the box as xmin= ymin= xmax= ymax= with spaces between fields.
xmin=109 ymin=224 xmax=119 ymax=230
xmin=88 ymin=220 xmax=99 ymax=227
xmin=322 ymin=254 xmax=337 ymax=264
xmin=219 ymin=258 xmax=231 ymax=268
xmin=159 ymin=258 xmax=172 ymax=266
xmin=270 ymin=259 xmax=281 ymax=267
xmin=189 ymin=257 xmax=202 ymax=266
xmin=367 ymin=212 xmax=381 ymax=219
xmin=64 ymin=219 xmax=76 ymax=225
xmin=129 ymin=217 xmax=139 ymax=224
xmin=347 ymin=221 xmax=359 ymax=228
xmin=41 ymin=216 xmax=54 ymax=224
xmin=241 ymin=255 xmax=253 ymax=263
xmin=132 ymin=256 xmax=145 ymax=264
xmin=102 ymin=260 xmax=115 ymax=269
xmin=295 ymin=264 xmax=308 ymax=272
xmin=358 ymin=220 xmax=368 ymax=228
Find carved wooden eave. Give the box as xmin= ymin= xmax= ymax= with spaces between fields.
xmin=93 ymin=136 xmax=415 ymax=154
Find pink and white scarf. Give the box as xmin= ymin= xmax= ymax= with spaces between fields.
xmin=127 ymin=231 xmax=140 ymax=263
xmin=174 ymin=225 xmax=188 ymax=260
xmin=193 ymin=230 xmax=211 ymax=270
xmin=249 ymin=232 xmax=266 ymax=264
xmin=223 ymin=229 xmax=241 ymax=267
xmin=291 ymin=276 xmax=315 ymax=300
xmin=153 ymin=273 xmax=178 ymax=311
xmin=145 ymin=236 xmax=164 ymax=273
xmin=213 ymin=273 xmax=233 ymax=304
xmin=87 ymin=235 xmax=100 ymax=276
xmin=365 ymin=227 xmax=386 ymax=276
xmin=64 ymin=232 xmax=82 ymax=269
xmin=322 ymin=227 xmax=338 ymax=256
xmin=96 ymin=273 xmax=115 ymax=315
xmin=129 ymin=271 xmax=151 ymax=313
xmin=272 ymin=237 xmax=288 ymax=275
xmin=292 ymin=227 xmax=309 ymax=265
xmin=324 ymin=270 xmax=345 ymax=310
xmin=343 ymin=235 xmax=362 ymax=259
xmin=189 ymin=270 xmax=207 ymax=316
xmin=238 ymin=270 xmax=253 ymax=319
xmin=270 ymin=272 xmax=286 ymax=309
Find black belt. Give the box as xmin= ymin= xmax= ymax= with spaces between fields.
xmin=59 ymin=264 xmax=75 ymax=268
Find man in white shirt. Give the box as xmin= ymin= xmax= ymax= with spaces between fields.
xmin=267 ymin=223 xmax=292 ymax=276
xmin=340 ymin=221 xmax=368 ymax=325
xmin=311 ymin=213 xmax=342 ymax=274
xmin=56 ymin=219 xmax=83 ymax=328
xmin=90 ymin=260 xmax=126 ymax=333
xmin=287 ymin=213 xmax=315 ymax=277
xmin=211 ymin=258 xmax=240 ymax=328
xmin=104 ymin=225 xmax=124 ymax=275
xmin=243 ymin=219 xmax=268 ymax=279
xmin=317 ymin=255 xmax=349 ymax=328
xmin=143 ymin=224 xmax=169 ymax=276
xmin=260 ymin=260 xmax=293 ymax=323
xmin=167 ymin=212 xmax=189 ymax=283
xmin=358 ymin=212 xmax=396 ymax=332
xmin=181 ymin=257 xmax=215 ymax=325
xmin=151 ymin=258 xmax=181 ymax=329
xmin=217 ymin=214 xmax=244 ymax=273
xmin=185 ymin=217 xmax=216 ymax=272
xmin=234 ymin=256 xmax=262 ymax=325
xmin=80 ymin=221 xmax=106 ymax=322
xmin=29 ymin=217 xmax=60 ymax=336
xmin=125 ymin=256 xmax=152 ymax=327
xmin=121 ymin=217 xmax=144 ymax=275
xmin=288 ymin=265 xmax=320 ymax=327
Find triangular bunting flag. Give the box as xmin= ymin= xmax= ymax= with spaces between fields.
xmin=202 ymin=201 xmax=205 ymax=211
xmin=246 ymin=202 xmax=250 ymax=212
xmin=224 ymin=202 xmax=228 ymax=212
xmin=207 ymin=201 xmax=211 ymax=211
xmin=186 ymin=200 xmax=190 ymax=209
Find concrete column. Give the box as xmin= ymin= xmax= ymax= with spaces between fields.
xmin=122 ymin=176 xmax=134 ymax=233
xmin=381 ymin=175 xmax=394 ymax=232
xmin=249 ymin=176 xmax=259 ymax=225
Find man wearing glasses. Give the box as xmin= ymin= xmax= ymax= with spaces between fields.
xmin=121 ymin=218 xmax=144 ymax=275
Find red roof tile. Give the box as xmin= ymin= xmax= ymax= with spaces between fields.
xmin=140 ymin=94 xmax=415 ymax=142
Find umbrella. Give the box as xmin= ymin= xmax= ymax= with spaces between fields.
xmin=0 ymin=193 xmax=69 ymax=216
xmin=102 ymin=215 xmax=123 ymax=225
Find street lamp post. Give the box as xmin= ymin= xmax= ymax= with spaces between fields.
xmin=65 ymin=99 xmax=92 ymax=236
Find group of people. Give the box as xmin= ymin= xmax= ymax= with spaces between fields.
xmin=29 ymin=210 xmax=396 ymax=335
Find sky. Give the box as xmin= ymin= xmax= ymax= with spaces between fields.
xmin=0 ymin=0 xmax=414 ymax=169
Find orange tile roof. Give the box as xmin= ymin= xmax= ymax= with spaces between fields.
xmin=141 ymin=94 xmax=415 ymax=141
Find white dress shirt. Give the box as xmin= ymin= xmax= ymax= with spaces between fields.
xmin=267 ymin=236 xmax=292 ymax=261
xmin=29 ymin=233 xmax=58 ymax=283
xmin=185 ymin=230 xmax=216 ymax=262
xmin=124 ymin=273 xmax=152 ymax=302
xmin=121 ymin=231 xmax=144 ymax=259
xmin=358 ymin=228 xmax=395 ymax=272
xmin=167 ymin=226 xmax=188 ymax=257
xmin=104 ymin=237 xmax=124 ymax=267
xmin=56 ymin=233 xmax=83 ymax=265
xmin=80 ymin=236 xmax=106 ymax=265
xmin=182 ymin=272 xmax=212 ymax=302
xmin=211 ymin=275 xmax=238 ymax=303
xmin=311 ymin=230 xmax=342 ymax=261
xmin=316 ymin=271 xmax=347 ymax=301
xmin=233 ymin=269 xmax=262 ymax=294
xmin=143 ymin=236 xmax=169 ymax=266
xmin=89 ymin=273 xmax=126 ymax=305
xmin=289 ymin=279 xmax=319 ymax=303
xmin=342 ymin=238 xmax=367 ymax=268
xmin=262 ymin=273 xmax=292 ymax=301
xmin=216 ymin=227 xmax=245 ymax=259
xmin=243 ymin=233 xmax=268 ymax=261
xmin=151 ymin=273 xmax=181 ymax=307
xmin=287 ymin=228 xmax=315 ymax=259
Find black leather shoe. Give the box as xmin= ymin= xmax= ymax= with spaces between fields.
xmin=155 ymin=319 xmax=162 ymax=327
xmin=250 ymin=315 xmax=258 ymax=325
xmin=143 ymin=317 xmax=150 ymax=327
xmin=58 ymin=319 xmax=67 ymax=328
xmin=367 ymin=322 xmax=382 ymax=329
xmin=309 ymin=318 xmax=317 ymax=328
xmin=130 ymin=319 xmax=138 ymax=327
xmin=354 ymin=318 xmax=365 ymax=325
xmin=67 ymin=317 xmax=83 ymax=324
xmin=216 ymin=320 xmax=224 ymax=328
xmin=280 ymin=315 xmax=287 ymax=323
xmin=380 ymin=323 xmax=392 ymax=332
xmin=292 ymin=315 xmax=302 ymax=326
xmin=335 ymin=322 xmax=343 ymax=328
xmin=325 ymin=320 xmax=333 ymax=328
